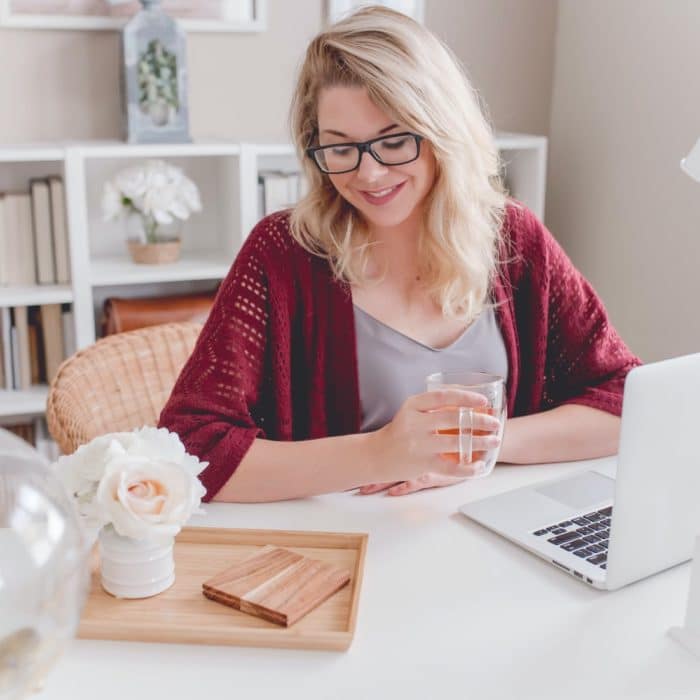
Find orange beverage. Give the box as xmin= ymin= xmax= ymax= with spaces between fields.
xmin=426 ymin=370 xmax=505 ymax=477
xmin=437 ymin=406 xmax=497 ymax=464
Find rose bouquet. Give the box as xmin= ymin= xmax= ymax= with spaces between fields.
xmin=101 ymin=159 xmax=202 ymax=244
xmin=53 ymin=427 xmax=207 ymax=598
xmin=54 ymin=426 xmax=207 ymax=542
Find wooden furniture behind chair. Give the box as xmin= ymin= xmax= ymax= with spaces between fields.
xmin=46 ymin=322 xmax=202 ymax=455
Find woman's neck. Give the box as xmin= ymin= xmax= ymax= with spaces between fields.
xmin=365 ymin=211 xmax=423 ymax=287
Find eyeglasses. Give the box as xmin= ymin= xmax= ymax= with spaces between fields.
xmin=306 ymin=132 xmax=424 ymax=174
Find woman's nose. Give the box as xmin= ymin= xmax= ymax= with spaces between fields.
xmin=355 ymin=150 xmax=389 ymax=181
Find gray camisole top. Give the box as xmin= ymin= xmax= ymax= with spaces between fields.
xmin=354 ymin=305 xmax=508 ymax=432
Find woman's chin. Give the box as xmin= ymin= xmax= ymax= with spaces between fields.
xmin=355 ymin=207 xmax=415 ymax=232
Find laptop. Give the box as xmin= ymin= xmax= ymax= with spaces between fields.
xmin=459 ymin=353 xmax=700 ymax=590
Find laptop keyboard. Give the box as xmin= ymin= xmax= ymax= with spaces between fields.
xmin=532 ymin=506 xmax=613 ymax=570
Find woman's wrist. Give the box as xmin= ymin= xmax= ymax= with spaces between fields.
xmin=497 ymin=418 xmax=522 ymax=464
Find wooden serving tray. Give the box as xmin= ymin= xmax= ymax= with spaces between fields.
xmin=78 ymin=527 xmax=368 ymax=651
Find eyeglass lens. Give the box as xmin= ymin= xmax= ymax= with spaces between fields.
xmin=315 ymin=134 xmax=418 ymax=173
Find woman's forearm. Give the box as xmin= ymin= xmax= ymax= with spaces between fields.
xmin=498 ymin=404 xmax=621 ymax=464
xmin=213 ymin=432 xmax=380 ymax=502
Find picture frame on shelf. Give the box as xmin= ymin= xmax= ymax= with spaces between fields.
xmin=0 ymin=0 xmax=266 ymax=32
xmin=326 ymin=0 xmax=424 ymax=25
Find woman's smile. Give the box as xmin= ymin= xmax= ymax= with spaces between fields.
xmin=357 ymin=180 xmax=406 ymax=205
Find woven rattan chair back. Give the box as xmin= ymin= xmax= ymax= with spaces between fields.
xmin=47 ymin=322 xmax=202 ymax=455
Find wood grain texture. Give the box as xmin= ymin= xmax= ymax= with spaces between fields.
xmin=78 ymin=527 xmax=368 ymax=651
xmin=202 ymin=545 xmax=351 ymax=627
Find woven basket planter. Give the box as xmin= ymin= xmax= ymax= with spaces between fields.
xmin=128 ymin=238 xmax=181 ymax=264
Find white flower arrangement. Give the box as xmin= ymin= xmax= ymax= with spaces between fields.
xmin=53 ymin=427 xmax=207 ymax=542
xmin=101 ymin=159 xmax=202 ymax=244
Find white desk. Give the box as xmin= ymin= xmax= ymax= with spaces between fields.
xmin=41 ymin=458 xmax=700 ymax=700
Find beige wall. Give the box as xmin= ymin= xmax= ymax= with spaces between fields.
xmin=547 ymin=0 xmax=700 ymax=362
xmin=0 ymin=0 xmax=557 ymax=142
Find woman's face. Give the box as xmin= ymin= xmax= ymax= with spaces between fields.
xmin=316 ymin=85 xmax=436 ymax=234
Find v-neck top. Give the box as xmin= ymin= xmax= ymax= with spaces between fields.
xmin=353 ymin=304 xmax=509 ymax=432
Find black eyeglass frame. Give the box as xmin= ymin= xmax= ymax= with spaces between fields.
xmin=306 ymin=132 xmax=424 ymax=174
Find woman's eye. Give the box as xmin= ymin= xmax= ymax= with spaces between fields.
xmin=380 ymin=137 xmax=409 ymax=149
xmin=331 ymin=146 xmax=354 ymax=156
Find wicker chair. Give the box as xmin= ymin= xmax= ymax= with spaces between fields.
xmin=47 ymin=321 xmax=202 ymax=455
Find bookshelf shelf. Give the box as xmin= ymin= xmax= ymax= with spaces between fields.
xmin=89 ymin=253 xmax=232 ymax=286
xmin=0 ymin=285 xmax=73 ymax=308
xmin=76 ymin=141 xmax=242 ymax=160
xmin=0 ymin=145 xmax=64 ymax=163
xmin=0 ymin=385 xmax=48 ymax=420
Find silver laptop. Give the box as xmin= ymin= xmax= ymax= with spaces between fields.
xmin=459 ymin=353 xmax=700 ymax=590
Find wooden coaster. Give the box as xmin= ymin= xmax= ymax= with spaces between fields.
xmin=202 ymin=545 xmax=351 ymax=627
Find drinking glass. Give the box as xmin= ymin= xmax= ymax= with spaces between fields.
xmin=425 ymin=370 xmax=506 ymax=478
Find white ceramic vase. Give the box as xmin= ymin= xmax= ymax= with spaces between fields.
xmin=98 ymin=525 xmax=175 ymax=599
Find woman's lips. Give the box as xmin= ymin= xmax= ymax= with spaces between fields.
xmin=357 ymin=180 xmax=406 ymax=205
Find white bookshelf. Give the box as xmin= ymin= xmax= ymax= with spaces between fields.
xmin=0 ymin=132 xmax=547 ymax=421
xmin=0 ymin=386 xmax=48 ymax=422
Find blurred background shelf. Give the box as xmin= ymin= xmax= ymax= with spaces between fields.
xmin=0 ymin=385 xmax=48 ymax=421
xmin=89 ymin=253 xmax=231 ymax=287
xmin=0 ymin=285 xmax=73 ymax=307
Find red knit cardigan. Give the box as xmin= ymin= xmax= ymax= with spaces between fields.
xmin=159 ymin=203 xmax=642 ymax=500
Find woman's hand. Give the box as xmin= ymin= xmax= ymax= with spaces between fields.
xmin=358 ymin=470 xmax=482 ymax=497
xmin=362 ymin=389 xmax=501 ymax=494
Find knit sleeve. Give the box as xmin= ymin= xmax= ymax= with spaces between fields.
xmin=524 ymin=208 xmax=642 ymax=416
xmin=158 ymin=221 xmax=277 ymax=500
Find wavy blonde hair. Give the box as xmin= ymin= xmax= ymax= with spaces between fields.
xmin=289 ymin=6 xmax=507 ymax=321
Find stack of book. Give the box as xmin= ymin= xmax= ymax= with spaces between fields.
xmin=0 ymin=176 xmax=70 ymax=286
xmin=258 ymin=170 xmax=308 ymax=217
xmin=0 ymin=304 xmax=75 ymax=391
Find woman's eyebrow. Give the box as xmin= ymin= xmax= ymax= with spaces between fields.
xmin=320 ymin=123 xmax=400 ymax=138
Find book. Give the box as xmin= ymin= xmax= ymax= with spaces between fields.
xmin=0 ymin=194 xmax=7 ymax=285
xmin=3 ymin=193 xmax=36 ymax=285
xmin=13 ymin=305 xmax=31 ymax=390
xmin=61 ymin=305 xmax=76 ymax=358
xmin=258 ymin=170 xmax=303 ymax=217
xmin=15 ymin=193 xmax=36 ymax=286
xmin=39 ymin=304 xmax=64 ymax=382
xmin=48 ymin=177 xmax=70 ymax=284
xmin=10 ymin=322 xmax=19 ymax=390
xmin=0 ymin=307 xmax=12 ymax=389
xmin=28 ymin=306 xmax=44 ymax=384
xmin=30 ymin=179 xmax=56 ymax=284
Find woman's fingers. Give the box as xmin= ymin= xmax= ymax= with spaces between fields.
xmin=357 ymin=482 xmax=400 ymax=495
xmin=432 ymin=433 xmax=501 ymax=454
xmin=426 ymin=409 xmax=500 ymax=434
xmin=409 ymin=389 xmax=488 ymax=412
xmin=386 ymin=472 xmax=468 ymax=496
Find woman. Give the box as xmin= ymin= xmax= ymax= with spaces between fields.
xmin=159 ymin=7 xmax=640 ymax=502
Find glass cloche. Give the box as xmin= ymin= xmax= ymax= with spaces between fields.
xmin=0 ymin=447 xmax=89 ymax=700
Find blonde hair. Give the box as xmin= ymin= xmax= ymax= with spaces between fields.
xmin=289 ymin=6 xmax=507 ymax=321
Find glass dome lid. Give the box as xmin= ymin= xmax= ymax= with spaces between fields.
xmin=1 ymin=454 xmax=89 ymax=700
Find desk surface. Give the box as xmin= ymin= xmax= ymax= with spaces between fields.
xmin=42 ymin=458 xmax=700 ymax=700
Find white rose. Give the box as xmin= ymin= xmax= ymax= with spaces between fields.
xmin=122 ymin=426 xmax=205 ymax=478
xmin=178 ymin=178 xmax=202 ymax=213
xmin=96 ymin=456 xmax=207 ymax=541
xmin=115 ymin=165 xmax=148 ymax=201
xmin=101 ymin=181 xmax=123 ymax=222
xmin=54 ymin=434 xmax=133 ymax=527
